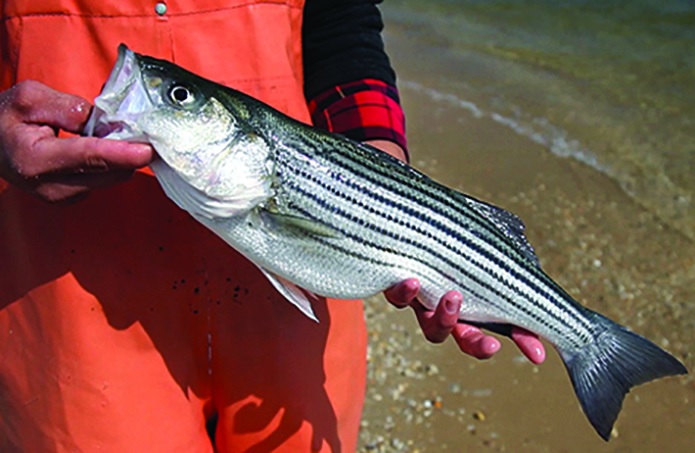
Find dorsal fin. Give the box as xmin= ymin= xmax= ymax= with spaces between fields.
xmin=463 ymin=196 xmax=540 ymax=267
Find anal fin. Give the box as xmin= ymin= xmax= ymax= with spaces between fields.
xmin=257 ymin=266 xmax=319 ymax=322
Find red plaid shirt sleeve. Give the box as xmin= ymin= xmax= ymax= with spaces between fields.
xmin=307 ymin=79 xmax=409 ymax=161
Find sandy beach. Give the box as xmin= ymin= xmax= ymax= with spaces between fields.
xmin=358 ymin=22 xmax=695 ymax=453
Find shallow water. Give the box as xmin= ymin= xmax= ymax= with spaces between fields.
xmin=383 ymin=0 xmax=695 ymax=241
xmin=358 ymin=2 xmax=694 ymax=451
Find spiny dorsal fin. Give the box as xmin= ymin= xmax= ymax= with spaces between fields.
xmin=463 ymin=196 xmax=540 ymax=267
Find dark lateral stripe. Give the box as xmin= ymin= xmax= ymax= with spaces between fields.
xmin=276 ymin=134 xmax=593 ymax=338
xmin=304 ymin=145 xmax=592 ymax=335
xmin=286 ymin=191 xmax=533 ymax=328
xmin=288 ymin=182 xmax=576 ymax=340
xmin=331 ymin=146 xmax=535 ymax=260
xmin=296 ymin=135 xmax=551 ymax=281
xmin=331 ymin=141 xmax=573 ymax=295
xmin=282 ymin=134 xmax=510 ymax=254
xmin=280 ymin=166 xmax=584 ymax=340
xmin=318 ymin=138 xmax=512 ymax=241
xmin=279 ymin=152 xmax=592 ymax=337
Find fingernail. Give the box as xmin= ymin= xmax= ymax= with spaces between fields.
xmin=405 ymin=279 xmax=420 ymax=296
xmin=444 ymin=298 xmax=458 ymax=314
xmin=132 ymin=143 xmax=153 ymax=153
xmin=530 ymin=346 xmax=546 ymax=364
xmin=484 ymin=338 xmax=501 ymax=356
xmin=130 ymin=144 xmax=155 ymax=161
xmin=443 ymin=291 xmax=462 ymax=314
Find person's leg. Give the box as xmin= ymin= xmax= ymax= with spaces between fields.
xmin=0 ymin=182 xmax=219 ymax=452
xmin=0 ymin=179 xmax=366 ymax=452
xmin=206 ymin=262 xmax=367 ymax=453
xmin=0 ymin=273 xmax=214 ymax=452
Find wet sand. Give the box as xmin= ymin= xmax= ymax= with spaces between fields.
xmin=358 ymin=27 xmax=695 ymax=452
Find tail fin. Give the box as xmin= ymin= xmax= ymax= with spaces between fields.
xmin=560 ymin=314 xmax=687 ymax=441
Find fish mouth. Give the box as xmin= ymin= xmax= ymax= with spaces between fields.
xmin=83 ymin=44 xmax=151 ymax=142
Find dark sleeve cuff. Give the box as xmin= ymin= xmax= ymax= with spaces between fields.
xmin=308 ymin=79 xmax=408 ymax=160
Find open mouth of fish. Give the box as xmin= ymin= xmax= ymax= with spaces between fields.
xmin=84 ymin=45 xmax=150 ymax=142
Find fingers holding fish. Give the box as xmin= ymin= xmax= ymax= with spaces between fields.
xmin=386 ymin=279 xmax=546 ymax=362
xmin=0 ymin=81 xmax=153 ymax=202
xmin=410 ymin=290 xmax=463 ymax=344
xmin=1 ymin=134 xmax=152 ymax=203
xmin=385 ymin=280 xmax=469 ymax=347
xmin=451 ymin=323 xmax=501 ymax=360
xmin=511 ymin=327 xmax=546 ymax=364
xmin=383 ymin=278 xmax=421 ymax=309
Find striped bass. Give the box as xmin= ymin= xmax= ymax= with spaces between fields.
xmin=85 ymin=45 xmax=687 ymax=440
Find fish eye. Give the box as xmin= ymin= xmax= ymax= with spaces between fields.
xmin=168 ymin=84 xmax=196 ymax=106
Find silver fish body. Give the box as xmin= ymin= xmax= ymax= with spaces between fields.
xmin=86 ymin=45 xmax=687 ymax=440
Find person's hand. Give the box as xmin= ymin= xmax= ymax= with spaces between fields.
xmin=362 ymin=140 xmax=545 ymax=363
xmin=385 ymin=279 xmax=546 ymax=363
xmin=0 ymin=80 xmax=153 ymax=203
xmin=364 ymin=139 xmax=408 ymax=163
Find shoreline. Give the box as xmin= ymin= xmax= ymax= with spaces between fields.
xmin=358 ymin=24 xmax=695 ymax=452
xmin=381 ymin=8 xmax=695 ymax=243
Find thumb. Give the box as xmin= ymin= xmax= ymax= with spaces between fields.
xmin=32 ymin=135 xmax=154 ymax=173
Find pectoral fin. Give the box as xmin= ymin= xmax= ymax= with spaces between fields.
xmin=257 ymin=266 xmax=319 ymax=322
xmin=260 ymin=209 xmax=343 ymax=238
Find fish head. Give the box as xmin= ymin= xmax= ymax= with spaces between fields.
xmin=85 ymin=44 xmax=274 ymax=217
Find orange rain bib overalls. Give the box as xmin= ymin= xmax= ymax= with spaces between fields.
xmin=0 ymin=1 xmax=367 ymax=451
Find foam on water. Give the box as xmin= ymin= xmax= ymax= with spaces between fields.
xmin=401 ymin=80 xmax=608 ymax=175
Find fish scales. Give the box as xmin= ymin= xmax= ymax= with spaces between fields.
xmin=273 ymin=141 xmax=592 ymax=352
xmin=85 ymin=45 xmax=687 ymax=441
xmin=317 ymin=138 xmax=592 ymax=330
xmin=271 ymin=133 xmax=594 ymax=347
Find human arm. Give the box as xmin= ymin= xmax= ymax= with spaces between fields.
xmin=0 ymin=81 xmax=153 ymax=203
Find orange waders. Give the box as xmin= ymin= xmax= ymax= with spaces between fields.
xmin=0 ymin=1 xmax=367 ymax=452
